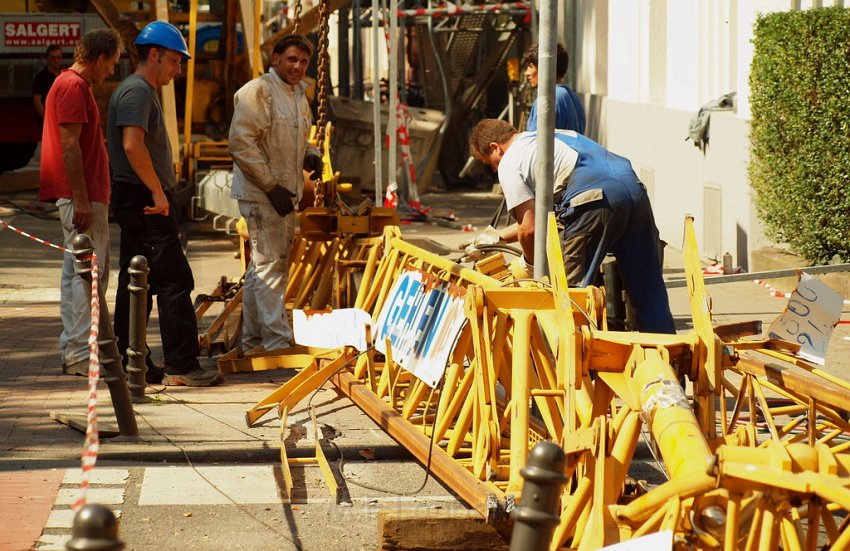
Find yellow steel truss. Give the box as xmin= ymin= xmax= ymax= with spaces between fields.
xmin=235 ymin=214 xmax=850 ymax=549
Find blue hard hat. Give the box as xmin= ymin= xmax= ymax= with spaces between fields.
xmin=135 ymin=21 xmax=191 ymax=60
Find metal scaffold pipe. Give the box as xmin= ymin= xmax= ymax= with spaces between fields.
xmin=388 ymin=0 xmax=398 ymax=199
xmin=534 ymin=0 xmax=557 ymax=279
xmin=372 ymin=0 xmax=383 ymax=201
xmin=397 ymin=1 xmax=530 ymax=17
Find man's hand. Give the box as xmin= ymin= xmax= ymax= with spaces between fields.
xmin=144 ymin=187 xmax=170 ymax=216
xmin=303 ymin=154 xmax=323 ymax=181
xmin=72 ymin=200 xmax=93 ymax=233
xmin=459 ymin=225 xmax=501 ymax=254
xmin=266 ymin=186 xmax=296 ymax=217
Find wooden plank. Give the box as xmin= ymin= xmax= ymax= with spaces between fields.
xmin=378 ymin=509 xmax=508 ymax=551
xmin=332 ymin=371 xmax=509 ymax=527
xmin=50 ymin=412 xmax=121 ymax=437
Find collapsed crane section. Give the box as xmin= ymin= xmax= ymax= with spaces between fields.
xmin=230 ymin=214 xmax=850 ymax=549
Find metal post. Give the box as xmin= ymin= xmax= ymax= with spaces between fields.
xmin=352 ymin=0 xmax=364 ymax=99
xmin=338 ymin=5 xmax=351 ymax=97
xmin=509 ymin=441 xmax=567 ymax=551
xmin=66 ymin=504 xmax=124 ymax=551
xmin=372 ymin=0 xmax=383 ymax=201
xmin=533 ymin=0 xmax=557 ymax=279
xmin=72 ymin=234 xmax=138 ymax=437
xmin=602 ymin=260 xmax=627 ymax=331
xmin=388 ymin=0 xmax=398 ymax=201
xmin=125 ymin=255 xmax=149 ymax=400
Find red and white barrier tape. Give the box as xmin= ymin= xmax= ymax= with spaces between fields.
xmin=73 ymin=251 xmax=101 ymax=511
xmin=752 ymin=278 xmax=792 ymax=299
xmin=753 ymin=276 xmax=850 ymax=326
xmin=0 ymin=220 xmax=70 ymax=253
xmin=397 ymin=1 xmax=531 ymax=18
xmin=0 ymin=219 xmax=102 ymax=509
xmin=753 ymin=277 xmax=850 ymax=305
xmin=380 ymin=11 xmax=419 ymax=209
xmin=396 ymin=104 xmax=420 ymax=207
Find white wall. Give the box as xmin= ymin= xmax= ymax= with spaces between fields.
xmin=568 ymin=0 xmax=849 ymax=268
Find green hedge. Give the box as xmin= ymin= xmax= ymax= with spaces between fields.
xmin=749 ymin=7 xmax=850 ymax=264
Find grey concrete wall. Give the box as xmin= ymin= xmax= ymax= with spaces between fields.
xmin=583 ymin=96 xmax=770 ymax=271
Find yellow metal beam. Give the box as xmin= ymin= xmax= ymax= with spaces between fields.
xmin=226 ymin=213 xmax=850 ymax=547
xmin=244 ymin=348 xmax=353 ymax=426
xmin=333 ymin=370 xmax=508 ymax=524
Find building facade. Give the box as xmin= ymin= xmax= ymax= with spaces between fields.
xmin=562 ymin=0 xmax=849 ymax=268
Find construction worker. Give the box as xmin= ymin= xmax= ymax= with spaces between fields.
xmin=39 ymin=29 xmax=122 ymax=376
xmin=107 ymin=21 xmax=222 ymax=387
xmin=468 ymin=119 xmax=675 ymax=334
xmin=32 ymin=44 xmax=63 ymax=125
xmin=523 ymin=43 xmax=585 ymax=134
xmin=228 ymin=34 xmax=322 ymax=353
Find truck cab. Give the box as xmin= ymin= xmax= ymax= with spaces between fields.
xmin=0 ymin=10 xmax=109 ymax=172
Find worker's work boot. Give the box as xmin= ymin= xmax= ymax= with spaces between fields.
xmin=62 ymin=359 xmax=89 ymax=377
xmin=162 ymin=367 xmax=223 ymax=387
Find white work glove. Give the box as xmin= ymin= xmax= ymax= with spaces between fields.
xmin=508 ymin=255 xmax=534 ymax=280
xmin=459 ymin=225 xmax=501 ymax=260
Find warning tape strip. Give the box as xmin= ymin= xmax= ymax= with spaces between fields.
xmin=752 ymin=279 xmax=792 ymax=299
xmin=0 ymin=220 xmax=70 ymax=253
xmin=380 ymin=11 xmax=419 ymax=208
xmin=73 ymin=252 xmax=101 ymax=511
xmin=0 ymin=219 xmax=102 ymax=509
xmin=753 ymin=278 xmax=850 ymax=305
xmin=753 ymin=277 xmax=850 ymax=325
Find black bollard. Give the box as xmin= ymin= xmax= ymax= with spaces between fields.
xmin=72 ymin=234 xmax=138 ymax=436
xmin=125 ymin=255 xmax=149 ymax=399
xmin=66 ymin=504 xmax=124 ymax=550
xmin=602 ymin=259 xmax=628 ymax=331
xmin=509 ymin=441 xmax=568 ymax=551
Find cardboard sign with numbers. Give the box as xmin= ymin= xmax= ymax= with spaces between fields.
xmin=767 ymin=272 xmax=843 ymax=365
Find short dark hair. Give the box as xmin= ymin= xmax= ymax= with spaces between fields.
xmin=273 ymin=34 xmax=313 ymax=57
xmin=45 ymin=44 xmax=62 ymax=56
xmin=468 ymin=119 xmax=518 ymax=157
xmin=522 ymin=43 xmax=569 ymax=80
xmin=74 ymin=28 xmax=122 ymax=64
xmin=136 ymin=44 xmax=155 ymax=63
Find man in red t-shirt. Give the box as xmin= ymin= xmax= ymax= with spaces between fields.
xmin=39 ymin=28 xmax=122 ymax=376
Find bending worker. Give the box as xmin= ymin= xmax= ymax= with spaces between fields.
xmin=228 ymin=34 xmax=323 ymax=352
xmin=468 ymin=119 xmax=675 ymax=334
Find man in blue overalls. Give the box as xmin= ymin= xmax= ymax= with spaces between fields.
xmin=468 ymin=119 xmax=675 ymax=334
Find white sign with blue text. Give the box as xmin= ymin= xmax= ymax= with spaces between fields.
xmin=373 ymin=270 xmax=467 ymax=388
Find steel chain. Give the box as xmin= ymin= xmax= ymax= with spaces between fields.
xmin=292 ymin=0 xmax=302 ymax=35
xmin=195 ymin=278 xmax=244 ymax=303
xmin=315 ymin=0 xmax=331 ymax=152
xmin=312 ymin=0 xmax=331 ymax=207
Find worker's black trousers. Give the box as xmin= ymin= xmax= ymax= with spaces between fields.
xmin=112 ymin=204 xmax=201 ymax=375
xmin=559 ymin=186 xmax=676 ymax=335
